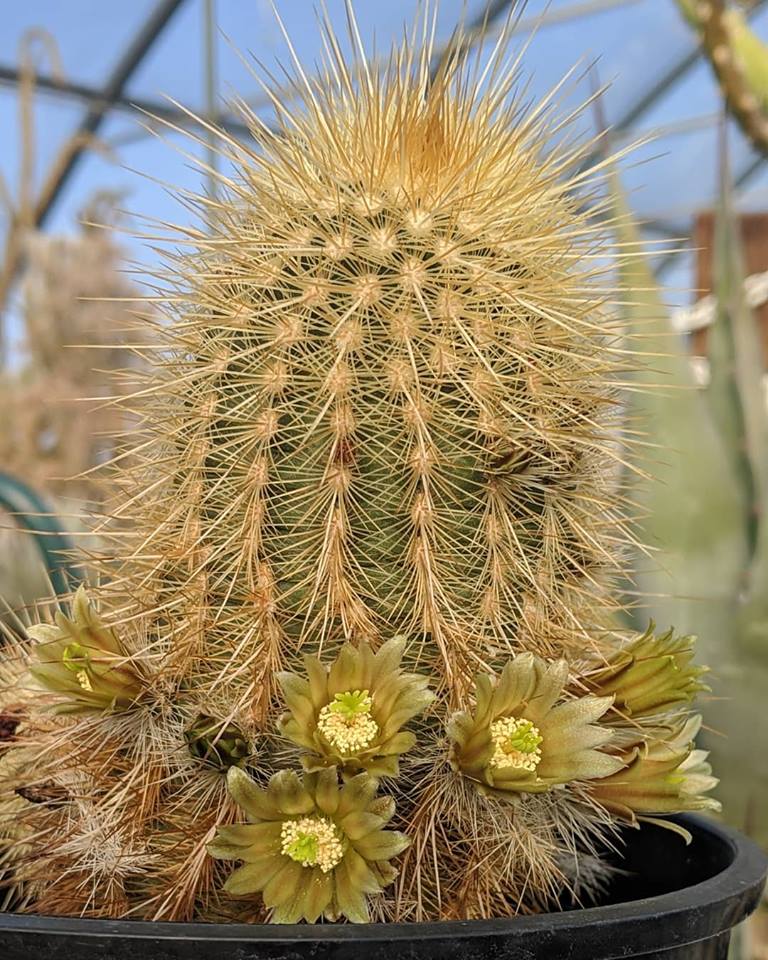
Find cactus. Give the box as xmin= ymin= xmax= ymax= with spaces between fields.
xmin=676 ymin=0 xmax=768 ymax=158
xmin=0 ymin=7 xmax=718 ymax=924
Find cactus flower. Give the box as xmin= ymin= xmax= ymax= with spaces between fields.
xmin=448 ymin=652 xmax=624 ymax=798
xmin=209 ymin=766 xmax=408 ymax=923
xmin=277 ymin=637 xmax=433 ymax=777
xmin=0 ymin=5 xmax=725 ymax=924
xmin=28 ymin=586 xmax=143 ymax=714
xmin=591 ymin=716 xmax=720 ymax=824
xmin=583 ymin=625 xmax=708 ymax=717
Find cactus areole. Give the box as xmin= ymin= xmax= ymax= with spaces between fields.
xmin=0 ymin=4 xmax=765 ymax=952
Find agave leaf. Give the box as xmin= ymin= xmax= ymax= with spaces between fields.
xmin=709 ymin=138 xmax=768 ymax=654
xmin=615 ymin=170 xmax=768 ymax=845
xmin=710 ymin=138 xmax=768 ymax=555
xmin=612 ymin=170 xmax=749 ymax=647
xmin=707 ymin=143 xmax=768 ymax=846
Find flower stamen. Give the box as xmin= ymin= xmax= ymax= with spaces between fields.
xmin=62 ymin=643 xmax=94 ymax=690
xmin=280 ymin=816 xmax=343 ymax=872
xmin=317 ymin=689 xmax=379 ymax=754
xmin=490 ymin=717 xmax=543 ymax=772
xmin=62 ymin=642 xmax=90 ymax=672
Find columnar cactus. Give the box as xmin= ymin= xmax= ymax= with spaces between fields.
xmin=0 ymin=7 xmax=718 ymax=924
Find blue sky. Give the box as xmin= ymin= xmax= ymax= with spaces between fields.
xmin=2 ymin=0 xmax=768 ymax=322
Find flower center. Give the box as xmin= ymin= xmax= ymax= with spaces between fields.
xmin=280 ymin=817 xmax=343 ymax=872
xmin=317 ymin=689 xmax=379 ymax=754
xmin=62 ymin=642 xmax=93 ymax=691
xmin=489 ymin=717 xmax=543 ymax=772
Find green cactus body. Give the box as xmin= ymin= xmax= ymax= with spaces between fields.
xmin=110 ymin=62 xmax=626 ymax=714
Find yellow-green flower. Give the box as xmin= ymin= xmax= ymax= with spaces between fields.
xmin=277 ymin=637 xmax=433 ymax=777
xmin=209 ymin=766 xmax=408 ymax=923
xmin=28 ymin=586 xmax=143 ymax=715
xmin=591 ymin=716 xmax=720 ymax=824
xmin=583 ymin=625 xmax=708 ymax=717
xmin=448 ymin=652 xmax=624 ymax=798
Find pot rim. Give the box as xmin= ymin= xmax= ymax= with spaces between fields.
xmin=0 ymin=814 xmax=765 ymax=953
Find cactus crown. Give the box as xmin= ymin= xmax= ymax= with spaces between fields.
xmin=0 ymin=4 xmax=718 ymax=926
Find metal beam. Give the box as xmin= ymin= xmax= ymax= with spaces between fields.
xmin=643 ymin=218 xmax=689 ymax=239
xmin=654 ymin=157 xmax=766 ymax=280
xmin=736 ymin=154 xmax=765 ymax=190
xmin=653 ymin=151 xmax=767 ymax=279
xmin=0 ymin=63 xmax=252 ymax=142
xmin=202 ymin=0 xmax=220 ymax=198
xmin=581 ymin=0 xmax=768 ymax=176
xmin=32 ymin=0 xmax=187 ymax=229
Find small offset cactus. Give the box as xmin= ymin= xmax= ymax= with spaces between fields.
xmin=184 ymin=714 xmax=250 ymax=770
xmin=0 ymin=6 xmax=718 ymax=924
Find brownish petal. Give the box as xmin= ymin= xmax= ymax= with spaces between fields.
xmin=270 ymin=770 xmax=316 ymax=815
xmin=337 ymin=774 xmax=378 ymax=817
xmin=352 ymin=829 xmax=409 ymax=861
xmin=227 ymin=767 xmax=280 ymax=821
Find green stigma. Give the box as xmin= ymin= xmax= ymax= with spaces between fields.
xmin=284 ymin=832 xmax=319 ymax=866
xmin=62 ymin=642 xmax=92 ymax=674
xmin=503 ymin=719 xmax=543 ymax=755
xmin=329 ymin=689 xmax=372 ymax=719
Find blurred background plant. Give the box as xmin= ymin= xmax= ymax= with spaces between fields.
xmin=0 ymin=30 xmax=143 ymax=623
xmin=615 ymin=171 xmax=768 ymax=954
xmin=612 ymin=4 xmax=768 ymax=953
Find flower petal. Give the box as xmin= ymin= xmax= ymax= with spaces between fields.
xmin=301 ymin=868 xmax=334 ymax=923
xmin=224 ymin=857 xmax=282 ymax=896
xmin=339 ymin=811 xmax=387 ymax=840
xmin=262 ymin=858 xmax=305 ymax=914
xmin=338 ymin=774 xmax=378 ymax=817
xmin=276 ymin=673 xmax=316 ymax=732
xmin=352 ymin=829 xmax=409 ymax=861
xmin=543 ymin=695 xmax=613 ymax=732
xmin=362 ymin=755 xmax=400 ymax=778
xmin=226 ymin=767 xmax=279 ymax=821
xmin=539 ymin=750 xmax=625 ymax=784
xmin=304 ymin=655 xmax=330 ymax=709
xmin=333 ymin=859 xmax=370 ymax=923
xmin=270 ymin=770 xmax=315 ymax=815
xmin=371 ymin=636 xmax=406 ymax=680
xmin=313 ymin=767 xmax=341 ymax=816
xmin=328 ymin=643 xmax=366 ymax=693
xmin=491 ymin=654 xmax=536 ymax=716
xmin=366 ymin=795 xmax=395 ymax=823
xmin=209 ymin=821 xmax=282 ymax=860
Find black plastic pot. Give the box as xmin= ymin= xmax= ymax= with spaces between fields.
xmin=0 ymin=815 xmax=765 ymax=960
